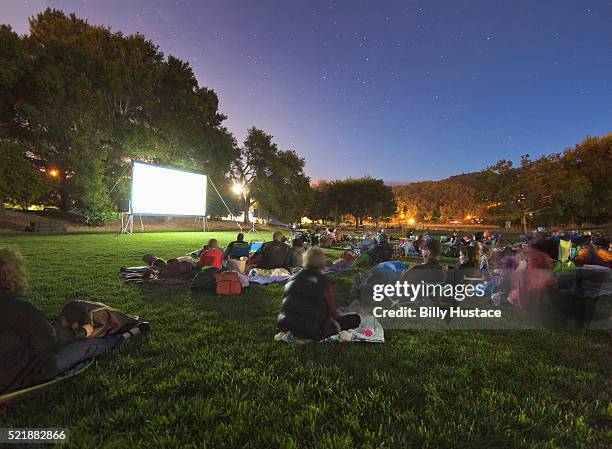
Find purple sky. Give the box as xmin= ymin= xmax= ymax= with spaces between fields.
xmin=3 ymin=0 xmax=612 ymax=182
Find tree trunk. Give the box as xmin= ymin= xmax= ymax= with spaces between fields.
xmin=520 ymin=212 xmax=527 ymax=235
xmin=243 ymin=196 xmax=251 ymax=225
xmin=59 ymin=180 xmax=71 ymax=212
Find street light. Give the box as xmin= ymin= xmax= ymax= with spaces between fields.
xmin=231 ymin=183 xmax=244 ymax=195
xmin=48 ymin=168 xmax=59 ymax=178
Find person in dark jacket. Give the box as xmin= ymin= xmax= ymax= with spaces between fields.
xmin=0 ymin=247 xmax=148 ymax=395
xmin=446 ymin=244 xmax=484 ymax=286
xmin=397 ymin=239 xmax=447 ymax=299
xmin=277 ymin=247 xmax=360 ymax=340
xmin=366 ymin=234 xmax=394 ymax=265
xmin=224 ymin=233 xmax=248 ymax=259
xmin=252 ymin=231 xmax=290 ymax=269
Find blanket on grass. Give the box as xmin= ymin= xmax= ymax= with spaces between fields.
xmin=274 ymin=315 xmax=385 ymax=344
xmin=248 ymin=268 xmax=291 ymax=284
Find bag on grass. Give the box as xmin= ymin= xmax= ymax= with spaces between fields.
xmin=191 ymin=267 xmax=218 ymax=291
xmin=54 ymin=300 xmax=138 ymax=339
xmin=215 ymin=272 xmax=242 ymax=296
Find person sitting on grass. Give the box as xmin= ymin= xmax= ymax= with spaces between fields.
xmin=366 ymin=233 xmax=394 ymax=265
xmin=479 ymin=243 xmax=493 ymax=281
xmin=197 ymin=239 xmax=223 ymax=268
xmin=508 ymin=246 xmax=558 ymax=310
xmin=223 ymin=232 xmax=246 ymax=260
xmin=396 ymin=239 xmax=446 ymax=298
xmin=0 ymin=247 xmax=149 ymax=395
xmin=250 ymin=231 xmax=290 ymax=269
xmin=575 ymin=235 xmax=612 ymax=268
xmin=277 ymin=247 xmax=361 ymax=340
xmin=446 ymin=244 xmax=483 ymax=286
xmin=285 ymin=238 xmax=306 ymax=269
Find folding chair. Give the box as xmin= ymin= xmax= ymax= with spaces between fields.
xmin=0 ymin=359 xmax=93 ymax=407
xmin=228 ymin=242 xmax=251 ymax=259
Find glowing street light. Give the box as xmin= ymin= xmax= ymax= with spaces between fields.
xmin=48 ymin=168 xmax=59 ymax=178
xmin=231 ymin=183 xmax=244 ymax=195
xmin=465 ymin=215 xmax=472 ymax=220
xmin=407 ymin=217 xmax=416 ymax=225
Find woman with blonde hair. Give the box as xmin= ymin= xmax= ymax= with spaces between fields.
xmin=277 ymin=247 xmax=360 ymax=340
xmin=0 ymin=247 xmax=148 ymax=395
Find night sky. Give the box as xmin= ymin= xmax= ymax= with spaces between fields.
xmin=4 ymin=1 xmax=612 ymax=182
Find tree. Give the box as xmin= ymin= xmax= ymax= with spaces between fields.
xmin=326 ymin=177 xmax=396 ymax=227
xmin=393 ymin=180 xmax=480 ymax=222
xmin=0 ymin=142 xmax=52 ymax=210
xmin=478 ymin=157 xmax=550 ymax=234
xmin=0 ymin=9 xmax=236 ymax=214
xmin=230 ymin=127 xmax=313 ymax=224
xmin=308 ymin=181 xmax=335 ymax=223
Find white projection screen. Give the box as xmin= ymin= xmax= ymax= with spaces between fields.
xmin=131 ymin=161 xmax=207 ymax=216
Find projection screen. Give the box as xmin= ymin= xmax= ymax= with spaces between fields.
xmin=131 ymin=161 xmax=207 ymax=216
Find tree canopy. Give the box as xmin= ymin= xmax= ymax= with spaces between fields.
xmin=392 ymin=134 xmax=611 ymax=230
xmin=230 ymin=128 xmax=313 ymax=224
xmin=311 ymin=177 xmax=396 ymax=227
xmin=0 ymin=9 xmax=312 ymax=225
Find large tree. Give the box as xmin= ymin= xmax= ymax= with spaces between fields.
xmin=325 ymin=177 xmax=396 ymax=227
xmin=0 ymin=9 xmax=235 ymax=214
xmin=480 ymin=135 xmax=612 ymax=230
xmin=230 ymin=127 xmax=313 ymax=224
xmin=393 ymin=180 xmax=481 ymax=222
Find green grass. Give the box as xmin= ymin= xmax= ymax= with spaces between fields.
xmin=0 ymin=232 xmax=610 ymax=449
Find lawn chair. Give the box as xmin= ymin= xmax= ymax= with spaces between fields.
xmin=249 ymin=241 xmax=264 ymax=254
xmin=227 ymin=242 xmax=251 ymax=259
xmin=554 ymin=239 xmax=576 ymax=274
xmin=0 ymin=359 xmax=93 ymax=407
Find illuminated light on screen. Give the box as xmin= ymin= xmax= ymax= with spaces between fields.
xmin=131 ymin=161 xmax=207 ymax=216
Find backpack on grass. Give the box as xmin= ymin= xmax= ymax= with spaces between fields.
xmin=215 ymin=272 xmax=242 ymax=296
xmin=191 ymin=267 xmax=218 ymax=291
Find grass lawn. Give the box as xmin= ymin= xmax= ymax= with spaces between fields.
xmin=0 ymin=232 xmax=610 ymax=448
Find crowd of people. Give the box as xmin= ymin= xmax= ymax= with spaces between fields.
xmin=2 ymin=226 xmax=610 ymax=398
xmin=394 ymin=229 xmax=612 ymax=313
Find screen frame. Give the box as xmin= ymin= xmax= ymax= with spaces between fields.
xmin=130 ymin=160 xmax=208 ymax=217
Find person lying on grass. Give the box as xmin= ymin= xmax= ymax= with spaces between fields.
xmin=0 ymin=247 xmax=149 ymax=395
xmin=277 ymin=247 xmax=361 ymax=340
xmin=141 ymin=255 xmax=195 ymax=280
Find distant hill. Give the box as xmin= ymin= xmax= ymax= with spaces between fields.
xmin=391 ymin=171 xmax=482 ymax=189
